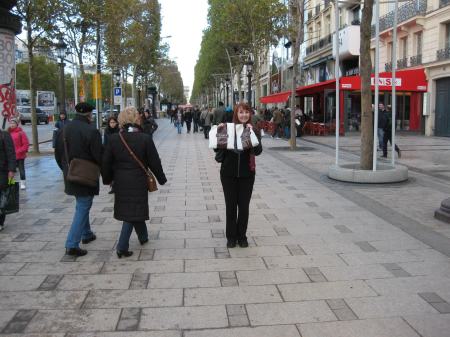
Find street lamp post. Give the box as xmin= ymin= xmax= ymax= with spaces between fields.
xmin=56 ymin=37 xmax=67 ymax=115
xmin=245 ymin=57 xmax=254 ymax=106
xmin=225 ymin=77 xmax=230 ymax=107
xmin=113 ymin=70 xmax=121 ymax=112
xmin=148 ymin=86 xmax=157 ymax=114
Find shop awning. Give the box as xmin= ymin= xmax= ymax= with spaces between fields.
xmin=295 ymin=79 xmax=336 ymax=96
xmin=259 ymin=90 xmax=291 ymax=104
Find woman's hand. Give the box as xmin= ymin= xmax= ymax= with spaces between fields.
xmin=246 ymin=124 xmax=253 ymax=130
xmin=218 ymin=123 xmax=225 ymax=128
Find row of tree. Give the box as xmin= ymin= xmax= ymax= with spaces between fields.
xmin=191 ymin=0 xmax=376 ymax=169
xmin=12 ymin=0 xmax=184 ymax=153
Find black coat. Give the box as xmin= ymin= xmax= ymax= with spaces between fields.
xmin=101 ymin=126 xmax=167 ymax=222
xmin=104 ymin=126 xmax=119 ymax=145
xmin=0 ymin=131 xmax=16 ymax=190
xmin=218 ymin=128 xmax=263 ymax=178
xmin=142 ymin=117 xmax=158 ymax=136
xmin=54 ymin=115 xmax=103 ymax=196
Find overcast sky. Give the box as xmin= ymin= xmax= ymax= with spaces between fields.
xmin=160 ymin=0 xmax=208 ymax=99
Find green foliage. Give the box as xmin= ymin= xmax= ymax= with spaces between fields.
xmin=191 ymin=0 xmax=288 ymax=102
xmin=159 ymin=61 xmax=185 ymax=104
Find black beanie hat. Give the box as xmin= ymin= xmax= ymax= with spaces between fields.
xmin=75 ymin=102 xmax=94 ymax=115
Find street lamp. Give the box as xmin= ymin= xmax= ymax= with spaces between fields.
xmin=225 ymin=77 xmax=230 ymax=107
xmin=56 ymin=37 xmax=67 ymax=114
xmin=245 ymin=57 xmax=254 ymax=106
xmin=114 ymin=70 xmax=121 ymax=87
xmin=148 ymin=86 xmax=157 ymax=114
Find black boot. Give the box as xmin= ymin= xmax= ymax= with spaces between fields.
xmin=117 ymin=250 xmax=133 ymax=258
xmin=66 ymin=247 xmax=88 ymax=256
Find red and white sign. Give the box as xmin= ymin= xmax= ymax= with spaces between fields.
xmin=370 ymin=77 xmax=402 ymax=87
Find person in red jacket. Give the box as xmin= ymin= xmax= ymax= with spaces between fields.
xmin=8 ymin=117 xmax=29 ymax=190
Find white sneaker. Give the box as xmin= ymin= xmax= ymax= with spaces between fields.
xmin=20 ymin=181 xmax=26 ymax=190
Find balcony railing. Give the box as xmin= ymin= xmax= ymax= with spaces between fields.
xmin=315 ymin=4 xmax=321 ymax=16
xmin=410 ymin=54 xmax=422 ymax=66
xmin=440 ymin=0 xmax=450 ymax=8
xmin=306 ymin=34 xmax=332 ymax=56
xmin=437 ymin=47 xmax=450 ymax=61
xmin=324 ymin=0 xmax=331 ymax=8
xmin=371 ymin=0 xmax=427 ymax=37
xmin=397 ymin=57 xmax=408 ymax=69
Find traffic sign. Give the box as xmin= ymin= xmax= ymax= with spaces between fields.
xmin=114 ymin=87 xmax=122 ymax=105
xmin=114 ymin=87 xmax=122 ymax=96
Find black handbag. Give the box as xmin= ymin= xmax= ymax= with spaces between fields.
xmin=0 ymin=181 xmax=19 ymax=215
xmin=214 ymin=150 xmax=225 ymax=163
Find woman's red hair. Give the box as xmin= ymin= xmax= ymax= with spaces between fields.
xmin=232 ymin=102 xmax=253 ymax=125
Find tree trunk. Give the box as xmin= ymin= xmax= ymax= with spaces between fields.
xmin=27 ymin=24 xmax=39 ymax=154
xmin=290 ymin=0 xmax=305 ymax=150
xmin=360 ymin=0 xmax=374 ymax=169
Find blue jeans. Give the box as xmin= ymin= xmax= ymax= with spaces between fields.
xmin=117 ymin=221 xmax=148 ymax=251
xmin=176 ymin=122 xmax=182 ymax=134
xmin=65 ymin=195 xmax=95 ymax=249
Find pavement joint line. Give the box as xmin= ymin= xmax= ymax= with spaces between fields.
xmin=269 ymin=149 xmax=450 ymax=257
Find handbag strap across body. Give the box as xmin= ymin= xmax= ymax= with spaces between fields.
xmin=62 ymin=127 xmax=71 ymax=168
xmin=118 ymin=132 xmax=153 ymax=178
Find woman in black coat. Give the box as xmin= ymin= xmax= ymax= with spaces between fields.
xmin=0 ymin=130 xmax=16 ymax=231
xmin=103 ymin=116 xmax=119 ymax=145
xmin=101 ymin=106 xmax=167 ymax=258
xmin=215 ymin=103 xmax=262 ymax=248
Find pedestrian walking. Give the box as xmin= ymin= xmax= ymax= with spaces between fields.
xmin=103 ymin=116 xmax=119 ymax=146
xmin=8 ymin=117 xmax=29 ymax=190
xmin=378 ymin=103 xmax=387 ymax=150
xmin=215 ymin=103 xmax=263 ymax=248
xmin=382 ymin=109 xmax=401 ymax=158
xmin=54 ymin=102 xmax=102 ymax=257
xmin=101 ymin=106 xmax=166 ymax=258
xmin=175 ymin=110 xmax=183 ymax=134
xmin=184 ymin=109 xmax=193 ymax=133
xmin=212 ymin=101 xmax=226 ymax=125
xmin=201 ymin=107 xmax=213 ymax=139
xmin=193 ymin=106 xmax=201 ymax=133
xmin=53 ymin=112 xmax=70 ymax=148
xmin=0 ymin=128 xmax=16 ymax=231
xmin=142 ymin=109 xmax=158 ymax=137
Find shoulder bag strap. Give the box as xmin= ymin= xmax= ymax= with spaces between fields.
xmin=62 ymin=127 xmax=70 ymax=168
xmin=118 ymin=131 xmax=151 ymax=177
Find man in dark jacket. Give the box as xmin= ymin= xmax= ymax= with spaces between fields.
xmin=0 ymin=130 xmax=16 ymax=231
xmin=54 ymin=102 xmax=103 ymax=256
xmin=212 ymin=101 xmax=226 ymax=125
xmin=192 ymin=106 xmax=201 ymax=133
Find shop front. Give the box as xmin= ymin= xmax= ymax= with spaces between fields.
xmin=295 ymin=68 xmax=427 ymax=134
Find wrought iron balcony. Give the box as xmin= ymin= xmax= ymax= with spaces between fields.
xmin=315 ymin=4 xmax=321 ymax=16
xmin=305 ymin=34 xmax=332 ymax=56
xmin=410 ymin=54 xmax=422 ymax=66
xmin=437 ymin=47 xmax=450 ymax=61
xmin=397 ymin=57 xmax=408 ymax=69
xmin=371 ymin=0 xmax=427 ymax=37
xmin=324 ymin=0 xmax=331 ymax=8
xmin=440 ymin=0 xmax=450 ymax=8
xmin=385 ymin=62 xmax=392 ymax=72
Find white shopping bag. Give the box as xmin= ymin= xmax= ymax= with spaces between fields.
xmin=208 ymin=125 xmax=218 ymax=149
xmin=226 ymin=123 xmax=235 ymax=150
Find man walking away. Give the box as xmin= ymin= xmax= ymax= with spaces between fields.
xmin=55 ymin=102 xmax=102 ymax=256
xmin=193 ymin=106 xmax=201 ymax=133
xmin=382 ymin=109 xmax=401 ymax=158
xmin=212 ymin=101 xmax=226 ymax=125
xmin=377 ymin=103 xmax=387 ymax=150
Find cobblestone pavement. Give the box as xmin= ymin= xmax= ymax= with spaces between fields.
xmin=0 ymin=119 xmax=449 ymax=337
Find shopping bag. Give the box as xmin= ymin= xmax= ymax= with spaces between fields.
xmin=0 ymin=179 xmax=19 ymax=215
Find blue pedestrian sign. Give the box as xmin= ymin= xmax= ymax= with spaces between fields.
xmin=114 ymin=87 xmax=122 ymax=96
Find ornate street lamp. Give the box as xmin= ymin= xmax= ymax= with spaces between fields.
xmin=245 ymin=57 xmax=254 ymax=106
xmin=113 ymin=70 xmax=121 ymax=88
xmin=56 ymin=37 xmax=67 ymax=114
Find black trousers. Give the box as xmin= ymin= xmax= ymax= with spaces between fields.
xmin=383 ymin=130 xmax=400 ymax=157
xmin=186 ymin=121 xmax=192 ymax=133
xmin=203 ymin=125 xmax=210 ymax=139
xmin=193 ymin=121 xmax=199 ymax=132
xmin=17 ymin=159 xmax=26 ymax=180
xmin=0 ymin=213 xmax=5 ymax=226
xmin=220 ymin=175 xmax=255 ymax=242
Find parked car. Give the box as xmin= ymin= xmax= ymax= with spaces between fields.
xmin=18 ymin=107 xmax=49 ymax=125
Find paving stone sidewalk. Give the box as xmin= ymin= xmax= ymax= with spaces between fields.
xmin=0 ymin=119 xmax=449 ymax=337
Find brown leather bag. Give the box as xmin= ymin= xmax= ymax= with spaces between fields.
xmin=119 ymin=132 xmax=158 ymax=192
xmin=63 ymin=130 xmax=100 ymax=188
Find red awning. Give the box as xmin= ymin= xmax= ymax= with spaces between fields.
xmin=259 ymin=90 xmax=291 ymax=104
xmin=295 ymin=79 xmax=336 ymax=96
xmin=340 ymin=68 xmax=427 ymax=92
